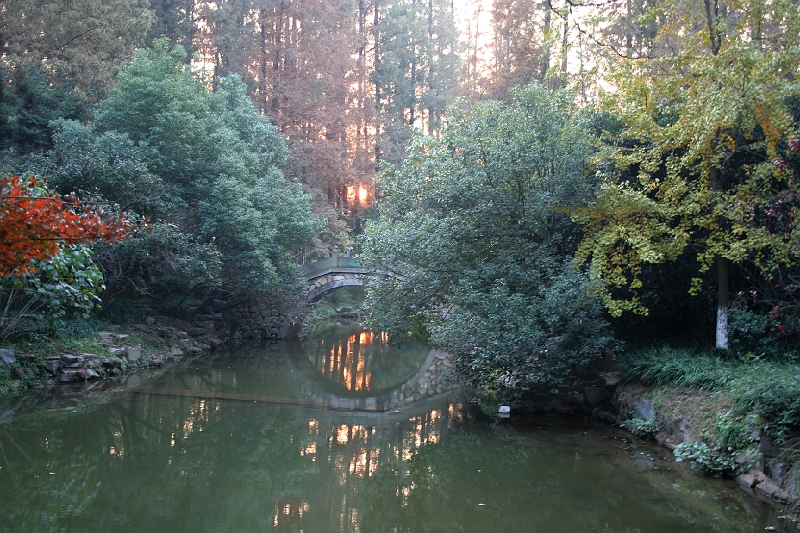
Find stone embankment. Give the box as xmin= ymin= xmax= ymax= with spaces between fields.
xmin=213 ymin=291 xmax=305 ymax=342
xmin=0 ymin=316 xmax=225 ymax=392
xmin=509 ymin=372 xmax=799 ymax=511
xmin=611 ymin=383 xmax=799 ymax=508
xmin=393 ymin=349 xmax=458 ymax=406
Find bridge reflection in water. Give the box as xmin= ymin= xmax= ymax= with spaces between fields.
xmin=2 ymin=324 xmax=781 ymax=533
xmin=302 ymin=328 xmax=427 ymax=395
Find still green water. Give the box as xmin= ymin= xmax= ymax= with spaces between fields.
xmin=0 ymin=325 xmax=793 ymax=533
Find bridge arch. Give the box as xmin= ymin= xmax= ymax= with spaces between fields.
xmin=277 ymin=254 xmax=368 ymax=338
xmin=305 ymin=275 xmax=366 ymax=303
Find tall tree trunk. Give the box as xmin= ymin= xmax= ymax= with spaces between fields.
xmin=427 ymin=0 xmax=434 ymax=135
xmin=470 ymin=3 xmax=481 ymax=93
xmin=716 ymin=256 xmax=729 ymax=350
xmin=185 ymin=0 xmax=196 ymax=59
xmin=559 ymin=6 xmax=568 ymax=79
xmin=540 ymin=1 xmax=551 ymax=82
xmin=373 ymin=0 xmax=382 ymax=162
xmin=710 ymin=164 xmax=729 ymax=350
xmin=271 ymin=0 xmax=286 ymax=116
xmin=358 ymin=0 xmax=366 ymax=141
xmin=706 ymin=4 xmax=727 ymax=350
xmin=704 ymin=0 xmax=722 ymax=55
xmin=260 ymin=10 xmax=269 ymax=113
xmin=625 ymin=0 xmax=633 ymax=57
xmin=410 ymin=57 xmax=416 ymax=126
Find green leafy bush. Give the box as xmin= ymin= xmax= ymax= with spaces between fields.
xmin=624 ymin=417 xmax=659 ymax=438
xmin=728 ymin=364 xmax=800 ymax=441
xmin=673 ymin=442 xmax=741 ymax=476
xmin=362 ymin=84 xmax=613 ymax=396
xmin=0 ymin=245 xmax=104 ymax=339
xmin=714 ymin=412 xmax=752 ymax=452
xmin=729 ymin=307 xmax=800 ymax=362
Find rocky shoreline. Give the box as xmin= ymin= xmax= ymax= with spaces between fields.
xmin=513 ymin=373 xmax=800 ymax=522
xmin=612 ymin=383 xmax=799 ymax=509
xmin=0 ymin=316 xmax=224 ymax=394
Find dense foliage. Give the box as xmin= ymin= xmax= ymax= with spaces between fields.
xmin=4 ymin=0 xmax=800 ymax=421
xmin=90 ymin=42 xmax=320 ymax=297
xmin=8 ymin=42 xmax=321 ymax=312
xmin=361 ymin=85 xmax=612 ymax=395
xmin=0 ymin=175 xmax=132 ymax=276
xmin=0 ymin=245 xmax=106 ymax=339
xmin=573 ymin=0 xmax=800 ymax=349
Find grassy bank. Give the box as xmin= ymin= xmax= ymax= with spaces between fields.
xmin=622 ymin=346 xmax=800 ymax=440
xmin=618 ymin=344 xmax=800 ymax=498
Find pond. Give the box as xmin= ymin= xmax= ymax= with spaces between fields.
xmin=0 ymin=324 xmax=793 ymax=533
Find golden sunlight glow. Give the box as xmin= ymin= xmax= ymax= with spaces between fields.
xmin=337 ymin=425 xmax=350 ymax=445
xmin=314 ymin=330 xmax=393 ymax=392
xmin=272 ymin=499 xmax=310 ymax=528
xmin=346 ymin=184 xmax=371 ymax=207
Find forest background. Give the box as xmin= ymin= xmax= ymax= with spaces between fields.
xmin=2 ymin=0 xmax=800 ymax=414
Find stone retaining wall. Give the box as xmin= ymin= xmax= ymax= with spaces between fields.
xmin=219 ymin=293 xmax=297 ymax=343
xmin=390 ymin=348 xmax=459 ymax=408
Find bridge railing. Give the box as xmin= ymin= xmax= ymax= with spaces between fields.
xmin=305 ymin=254 xmax=363 ymax=278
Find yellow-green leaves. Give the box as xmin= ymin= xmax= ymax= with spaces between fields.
xmin=576 ymin=0 xmax=800 ymax=317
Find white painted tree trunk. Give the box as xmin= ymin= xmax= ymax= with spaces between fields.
xmin=716 ymin=256 xmax=729 ymax=350
xmin=716 ymin=304 xmax=728 ymax=350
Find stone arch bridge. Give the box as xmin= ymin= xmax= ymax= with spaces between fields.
xmin=215 ymin=254 xmax=379 ymax=341
xmin=277 ymin=253 xmax=368 ymax=338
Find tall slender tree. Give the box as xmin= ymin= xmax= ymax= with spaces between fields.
xmin=574 ymin=0 xmax=800 ymax=349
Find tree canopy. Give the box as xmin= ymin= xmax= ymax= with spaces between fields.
xmin=361 ymin=84 xmax=612 ymax=395
xmin=91 ymin=41 xmax=321 ymax=298
xmin=573 ymin=0 xmax=800 ymax=348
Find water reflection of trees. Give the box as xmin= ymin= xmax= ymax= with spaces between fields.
xmin=0 ymin=388 xmax=461 ymax=532
xmin=0 ymin=384 xmax=781 ymax=533
xmin=356 ymin=421 xmax=767 ymax=533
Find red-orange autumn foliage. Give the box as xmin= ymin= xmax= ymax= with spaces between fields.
xmin=0 ymin=175 xmax=134 ymax=276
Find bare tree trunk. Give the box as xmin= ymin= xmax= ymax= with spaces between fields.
xmin=260 ymin=10 xmax=269 ymax=113
xmin=540 ymin=1 xmax=551 ymax=82
xmin=559 ymin=6 xmax=568 ymax=78
xmin=185 ymin=0 xmax=196 ymax=59
xmin=373 ymin=0 xmax=382 ymax=162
